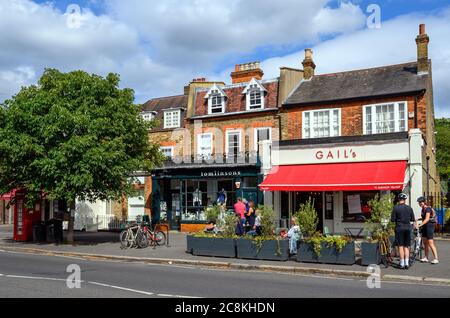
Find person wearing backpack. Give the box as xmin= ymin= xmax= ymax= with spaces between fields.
xmin=417 ymin=196 xmax=439 ymax=264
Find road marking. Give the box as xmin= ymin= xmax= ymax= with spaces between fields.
xmin=88 ymin=281 xmax=155 ymax=296
xmin=5 ymin=274 xmax=83 ymax=283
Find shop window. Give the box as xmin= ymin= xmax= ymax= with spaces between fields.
xmin=343 ymin=191 xmax=379 ymax=222
xmin=325 ymin=192 xmax=334 ymax=220
xmin=302 ymin=108 xmax=341 ymax=139
xmin=242 ymin=177 xmax=257 ymax=188
xmin=363 ymin=102 xmax=408 ymax=134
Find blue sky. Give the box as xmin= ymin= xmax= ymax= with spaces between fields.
xmin=1 ymin=0 xmax=450 ymax=117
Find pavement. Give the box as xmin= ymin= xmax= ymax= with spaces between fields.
xmin=1 ymin=249 xmax=450 ymax=298
xmin=1 ymin=224 xmax=450 ymax=286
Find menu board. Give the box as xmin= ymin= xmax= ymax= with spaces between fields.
xmin=347 ymin=194 xmax=362 ymax=214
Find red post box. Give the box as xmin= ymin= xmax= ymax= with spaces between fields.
xmin=13 ymin=190 xmax=41 ymax=242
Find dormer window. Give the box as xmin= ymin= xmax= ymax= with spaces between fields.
xmin=243 ymin=78 xmax=266 ymax=111
xmin=141 ymin=111 xmax=156 ymax=122
xmin=205 ymin=84 xmax=227 ymax=114
xmin=163 ymin=109 xmax=181 ymax=129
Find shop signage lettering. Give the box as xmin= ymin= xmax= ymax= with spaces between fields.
xmin=315 ymin=149 xmax=357 ymax=160
xmin=200 ymin=171 xmax=242 ymax=177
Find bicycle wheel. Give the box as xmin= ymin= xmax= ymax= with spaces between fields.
xmin=136 ymin=231 xmax=149 ymax=248
xmin=154 ymin=231 xmax=166 ymax=246
xmin=120 ymin=230 xmax=130 ymax=249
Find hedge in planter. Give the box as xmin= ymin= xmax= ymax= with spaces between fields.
xmin=236 ymin=237 xmax=289 ymax=261
xmin=186 ymin=234 xmax=236 ymax=258
xmin=297 ymin=235 xmax=355 ymax=265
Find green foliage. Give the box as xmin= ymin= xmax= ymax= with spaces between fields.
xmin=0 ymin=69 xmax=164 ymax=207
xmin=257 ymin=204 xmax=276 ymax=237
xmin=222 ymin=213 xmax=237 ymax=238
xmin=294 ymin=198 xmax=318 ymax=238
xmin=364 ymin=193 xmax=395 ymax=239
xmin=306 ymin=234 xmax=351 ymax=256
xmin=204 ymin=205 xmax=221 ymax=223
xmin=435 ymin=118 xmax=450 ymax=182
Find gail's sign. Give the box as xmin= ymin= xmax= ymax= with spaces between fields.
xmin=315 ymin=149 xmax=357 ymax=161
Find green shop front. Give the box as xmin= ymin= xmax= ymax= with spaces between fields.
xmin=151 ymin=162 xmax=263 ymax=232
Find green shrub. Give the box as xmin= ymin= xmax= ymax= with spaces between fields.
xmin=257 ymin=204 xmax=276 ymax=237
xmin=307 ymin=234 xmax=351 ymax=256
xmin=204 ymin=205 xmax=221 ymax=223
xmin=294 ymin=198 xmax=318 ymax=238
xmin=364 ymin=193 xmax=395 ymax=239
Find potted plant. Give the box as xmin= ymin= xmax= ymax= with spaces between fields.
xmin=296 ymin=198 xmax=355 ymax=265
xmin=361 ymin=194 xmax=395 ymax=266
xmin=186 ymin=211 xmax=237 ymax=258
xmin=236 ymin=205 xmax=289 ymax=261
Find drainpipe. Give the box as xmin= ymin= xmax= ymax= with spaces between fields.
xmin=414 ymin=96 xmax=418 ymax=129
xmin=426 ymin=155 xmax=430 ymax=198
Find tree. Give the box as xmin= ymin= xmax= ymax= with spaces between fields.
xmin=0 ymin=69 xmax=164 ymax=242
xmin=435 ymin=118 xmax=450 ymax=183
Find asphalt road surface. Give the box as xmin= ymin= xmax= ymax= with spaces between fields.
xmin=0 ymin=249 xmax=449 ymax=298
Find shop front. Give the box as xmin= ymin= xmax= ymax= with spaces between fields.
xmin=152 ymin=160 xmax=263 ymax=232
xmin=261 ymin=131 xmax=424 ymax=235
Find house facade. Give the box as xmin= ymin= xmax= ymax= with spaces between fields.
xmin=260 ymin=24 xmax=440 ymax=234
xmin=143 ymin=63 xmax=303 ymax=231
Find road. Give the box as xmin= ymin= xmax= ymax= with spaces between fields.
xmin=0 ymin=250 xmax=449 ymax=298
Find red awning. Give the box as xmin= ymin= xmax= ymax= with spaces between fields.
xmin=259 ymin=161 xmax=407 ymax=191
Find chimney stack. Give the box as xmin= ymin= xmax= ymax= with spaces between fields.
xmin=416 ymin=24 xmax=430 ymax=74
xmin=230 ymin=62 xmax=264 ymax=84
xmin=302 ymin=48 xmax=316 ymax=80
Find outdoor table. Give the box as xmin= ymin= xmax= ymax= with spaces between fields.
xmin=344 ymin=227 xmax=364 ymax=249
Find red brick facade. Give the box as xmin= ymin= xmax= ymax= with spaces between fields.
xmin=281 ymin=94 xmax=428 ymax=140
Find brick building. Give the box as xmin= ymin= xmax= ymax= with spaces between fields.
xmin=260 ymin=24 xmax=440 ymax=233
xmin=143 ymin=63 xmax=302 ymax=231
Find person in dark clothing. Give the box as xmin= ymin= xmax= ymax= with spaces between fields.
xmin=391 ymin=193 xmax=416 ymax=269
xmin=417 ymin=196 xmax=439 ymax=264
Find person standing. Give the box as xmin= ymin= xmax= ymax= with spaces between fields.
xmin=234 ymin=197 xmax=246 ymax=227
xmin=417 ymin=196 xmax=439 ymax=264
xmin=391 ymin=193 xmax=416 ymax=269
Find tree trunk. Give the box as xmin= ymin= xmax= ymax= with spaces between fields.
xmin=67 ymin=200 xmax=76 ymax=244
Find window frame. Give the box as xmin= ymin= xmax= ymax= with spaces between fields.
xmin=225 ymin=130 xmax=242 ymax=156
xmin=141 ymin=111 xmax=155 ymax=122
xmin=363 ymin=101 xmax=408 ymax=135
xmin=160 ymin=146 xmax=174 ymax=158
xmin=197 ymin=133 xmax=213 ymax=157
xmin=208 ymin=92 xmax=225 ymax=114
xmin=302 ymin=108 xmax=341 ymax=139
xmin=244 ymin=78 xmax=266 ymax=111
xmin=163 ymin=109 xmax=181 ymax=129
xmin=253 ymin=127 xmax=272 ymax=151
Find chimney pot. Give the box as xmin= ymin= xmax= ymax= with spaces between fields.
xmin=419 ymin=24 xmax=426 ymax=35
xmin=302 ymin=48 xmax=316 ymax=80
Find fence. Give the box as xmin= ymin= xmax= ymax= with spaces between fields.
xmin=424 ymin=191 xmax=448 ymax=233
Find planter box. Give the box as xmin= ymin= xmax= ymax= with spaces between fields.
xmin=186 ymin=235 xmax=236 ymax=258
xmin=236 ymin=239 xmax=289 ymax=261
xmin=361 ymin=242 xmax=381 ymax=266
xmin=297 ymin=241 xmax=355 ymax=265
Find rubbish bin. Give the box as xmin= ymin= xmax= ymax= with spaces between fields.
xmin=46 ymin=219 xmax=63 ymax=243
xmin=32 ymin=222 xmax=46 ymax=243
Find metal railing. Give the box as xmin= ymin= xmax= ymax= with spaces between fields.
xmin=156 ymin=151 xmax=261 ymax=169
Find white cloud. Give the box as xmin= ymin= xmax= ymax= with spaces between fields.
xmin=260 ymin=8 xmax=450 ymax=118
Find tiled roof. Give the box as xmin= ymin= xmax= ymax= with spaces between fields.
xmin=141 ymin=95 xmax=188 ymax=129
xmin=284 ymin=62 xmax=428 ymax=106
xmin=194 ymin=80 xmax=279 ymax=117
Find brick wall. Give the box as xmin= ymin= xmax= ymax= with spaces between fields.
xmin=281 ymin=95 xmax=420 ymax=139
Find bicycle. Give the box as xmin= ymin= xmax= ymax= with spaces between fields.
xmin=120 ymin=223 xmax=148 ymax=249
xmin=379 ymin=231 xmax=395 ymax=268
xmin=142 ymin=222 xmax=166 ymax=247
xmin=409 ymin=220 xmax=423 ymax=266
